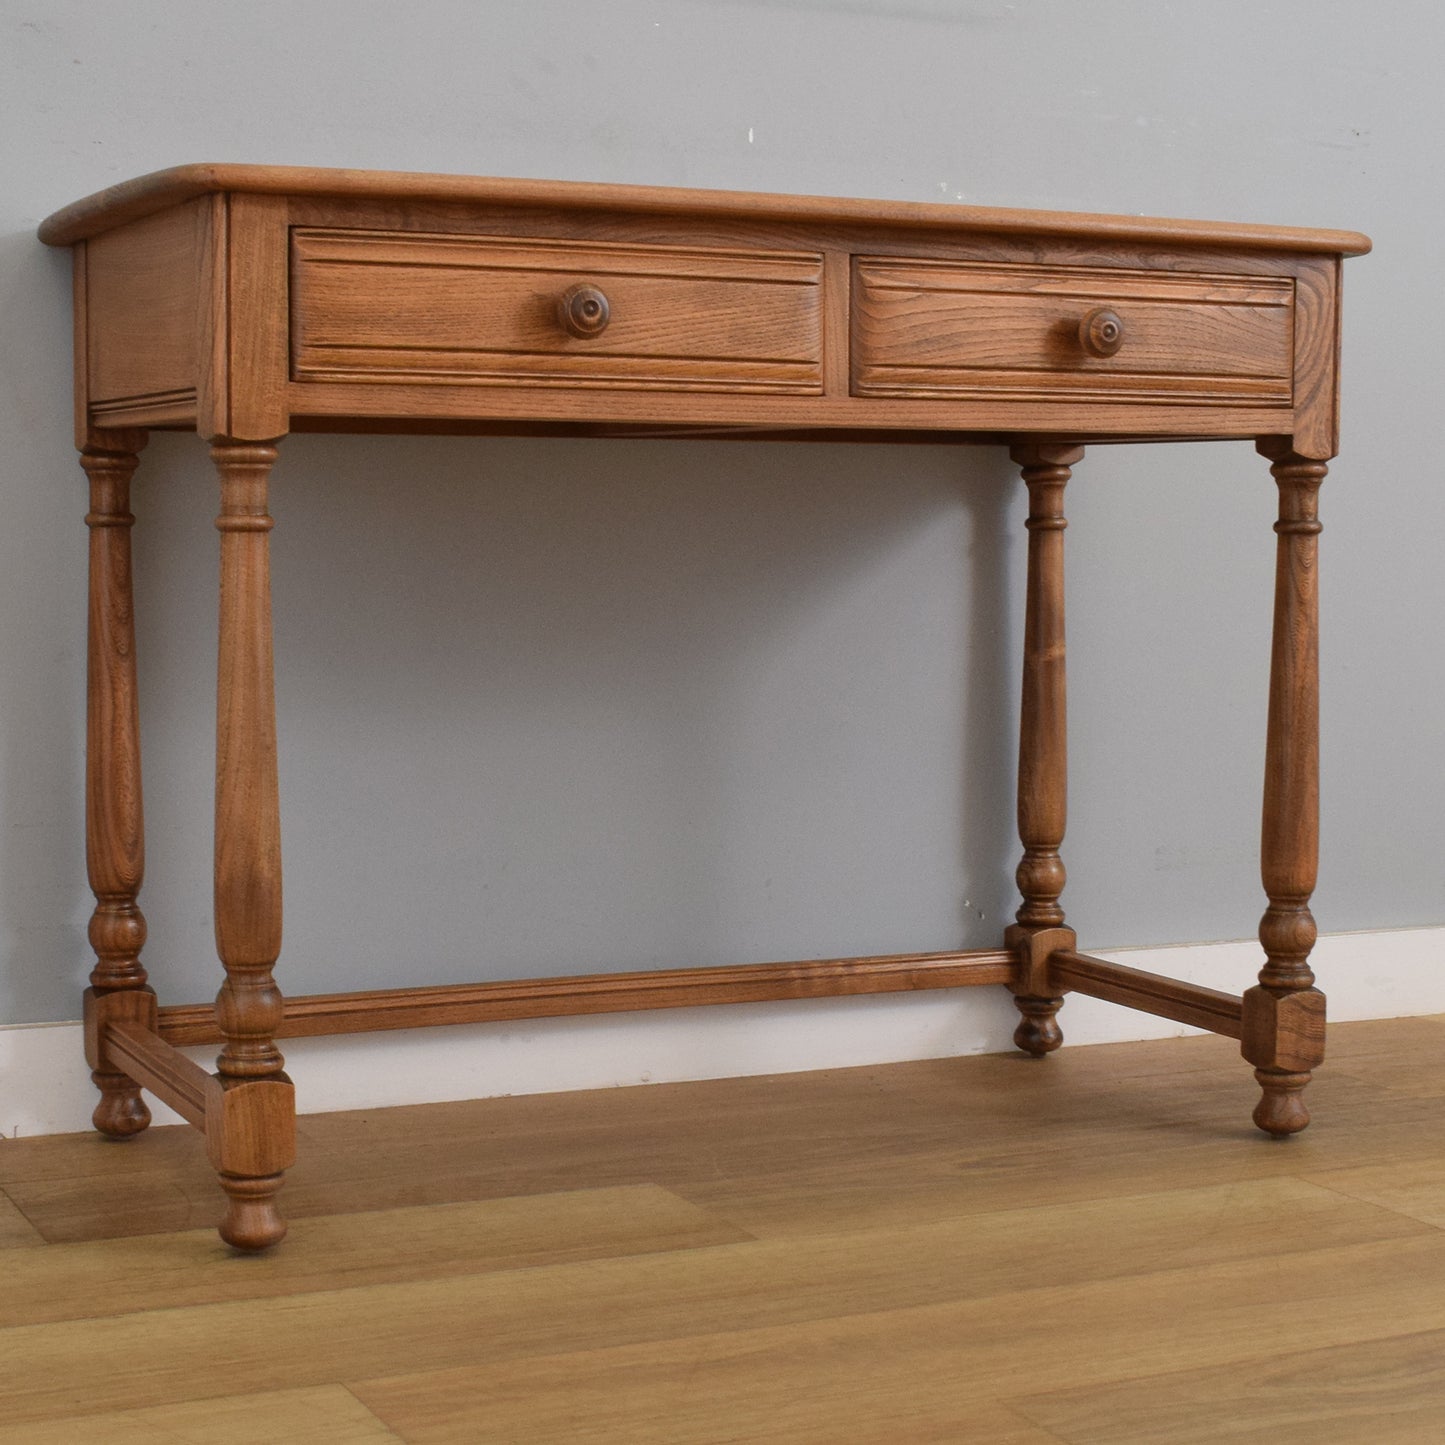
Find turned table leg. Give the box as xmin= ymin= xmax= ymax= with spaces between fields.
xmin=1005 ymin=444 xmax=1082 ymax=1053
xmin=81 ymin=431 xmax=156 ymax=1136
xmin=1242 ymin=441 xmax=1329 ymax=1135
xmin=209 ymin=439 xmax=294 ymax=1249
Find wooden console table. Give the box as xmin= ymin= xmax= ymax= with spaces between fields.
xmin=40 ymin=166 xmax=1370 ymax=1250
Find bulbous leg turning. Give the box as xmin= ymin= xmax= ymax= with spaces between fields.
xmin=1013 ymin=996 xmax=1065 ymax=1056
xmin=1253 ymin=1068 xmax=1312 ymax=1136
xmin=219 ymin=1173 xmax=289 ymax=1252
xmin=91 ymin=1072 xmax=151 ymax=1137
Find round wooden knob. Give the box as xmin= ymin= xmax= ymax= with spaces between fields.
xmin=1078 ymin=307 xmax=1125 ymax=357
xmin=558 ymin=283 xmax=610 ymax=338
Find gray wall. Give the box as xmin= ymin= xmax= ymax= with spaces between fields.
xmin=1 ymin=0 xmax=1437 ymax=1026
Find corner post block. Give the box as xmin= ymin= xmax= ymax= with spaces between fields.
xmin=1004 ymin=443 xmax=1083 ymax=1053
xmin=1246 ymin=439 xmax=1329 ymax=1134
xmin=211 ymin=438 xmax=294 ymax=1248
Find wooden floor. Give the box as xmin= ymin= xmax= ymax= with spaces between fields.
xmin=4 ymin=1014 xmax=1445 ymax=1442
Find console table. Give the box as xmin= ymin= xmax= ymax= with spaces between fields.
xmin=39 ymin=166 xmax=1370 ymax=1251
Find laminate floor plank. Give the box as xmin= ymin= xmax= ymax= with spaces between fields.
xmin=362 ymin=1363 xmax=1062 ymax=1445
xmin=0 ymin=1384 xmax=402 ymax=1444
xmin=4 ymin=1016 xmax=1444 ymax=1438
xmin=1325 ymin=1014 xmax=1445 ymax=1098
xmin=673 ymin=1069 xmax=1443 ymax=1237
xmin=0 ymin=1185 xmax=1435 ymax=1424
xmin=1304 ymin=1158 xmax=1445 ymax=1230
xmin=1010 ymin=1325 xmax=1445 ymax=1444
xmin=0 ymin=1184 xmax=749 ymax=1328
xmin=10 ymin=1023 xmax=1442 ymax=1245
xmin=0 ymin=1189 xmax=43 ymax=1248
xmin=348 ymin=1234 xmax=1445 ymax=1444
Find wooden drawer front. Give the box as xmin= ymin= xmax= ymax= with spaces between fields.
xmin=291 ymin=229 xmax=824 ymax=395
xmin=852 ymin=258 xmax=1294 ymax=406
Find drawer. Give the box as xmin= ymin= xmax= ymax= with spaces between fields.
xmin=291 ymin=229 xmax=824 ymax=395
xmin=851 ymin=258 xmax=1294 ymax=406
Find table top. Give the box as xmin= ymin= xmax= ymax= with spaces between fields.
xmin=38 ymin=163 xmax=1373 ymax=255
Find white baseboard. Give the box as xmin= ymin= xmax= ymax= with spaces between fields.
xmin=3 ymin=926 xmax=1440 ymax=1139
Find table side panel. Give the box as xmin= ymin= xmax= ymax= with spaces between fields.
xmin=83 ymin=200 xmax=211 ymax=429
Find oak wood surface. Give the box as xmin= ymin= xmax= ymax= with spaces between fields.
xmin=106 ymin=1021 xmax=215 ymax=1129
xmin=851 ymin=257 xmax=1293 ymax=404
xmin=36 ymin=163 xmax=1373 ymax=253
xmin=284 ymin=380 xmax=1301 ymax=442
xmin=1248 ymin=443 xmax=1327 ymax=1133
xmin=1005 ymin=444 xmax=1079 ymax=1054
xmin=39 ymin=170 xmax=1372 ymax=1254
xmin=153 ymin=948 xmax=1017 ymax=1046
xmin=83 ymin=203 xmax=203 ymax=413
xmin=220 ymin=195 xmax=289 ymax=441
xmin=210 ymin=439 xmax=292 ymax=1249
xmin=291 ymin=228 xmax=825 ymax=394
xmin=1051 ymin=950 xmax=1244 ymax=1038
xmin=81 ymin=436 xmax=154 ymax=1140
xmin=44 ymin=168 xmax=1366 ymax=446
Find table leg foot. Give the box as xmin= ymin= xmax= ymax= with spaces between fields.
xmin=1253 ymin=1068 xmax=1312 ymax=1136
xmin=218 ymin=1173 xmax=288 ymax=1251
xmin=1013 ymin=996 xmax=1065 ymax=1055
xmin=91 ymin=1072 xmax=151 ymax=1137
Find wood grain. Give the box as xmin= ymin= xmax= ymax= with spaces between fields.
xmin=852 ymin=257 xmax=1293 ymax=404
xmin=0 ymin=1386 xmax=402 ymax=1444
xmin=1 ymin=1186 xmax=1431 ymax=1424
xmin=0 ymin=1186 xmax=747 ymax=1328
xmin=1247 ymin=442 xmax=1327 ymax=1134
xmin=83 ymin=203 xmax=203 ymax=412
xmin=36 ymin=163 xmax=1372 ymax=254
xmin=154 ymin=948 xmax=1016 ymax=1045
xmin=37 ymin=168 xmax=1374 ymax=1249
xmin=1005 ymin=444 xmax=1080 ymax=1054
xmin=81 ymin=435 xmax=155 ymax=1140
xmin=0 ymin=1192 xmax=43 ymax=1249
xmin=2 ymin=1018 xmax=1443 ymax=1441
xmin=1305 ymin=1157 xmax=1445 ymax=1229
xmin=219 ymin=194 xmax=290 ymax=441
xmin=106 ymin=1021 xmax=215 ymax=1129
xmin=211 ymin=439 xmax=292 ymax=1249
xmin=362 ymin=1369 xmax=1059 ymax=1445
xmin=285 ymin=377 xmax=1300 ymax=442
xmin=291 ymin=228 xmax=825 ymax=394
xmin=349 ymin=1234 xmax=1445 ymax=1445
xmin=1052 ymin=950 xmax=1244 ymax=1037
xmin=1013 ymin=1327 xmax=1445 ymax=1444
xmin=10 ymin=1022 xmax=1438 ymax=1246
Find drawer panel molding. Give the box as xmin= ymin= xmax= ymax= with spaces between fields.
xmin=852 ymin=257 xmax=1294 ymax=406
xmin=291 ymin=229 xmax=826 ymax=395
